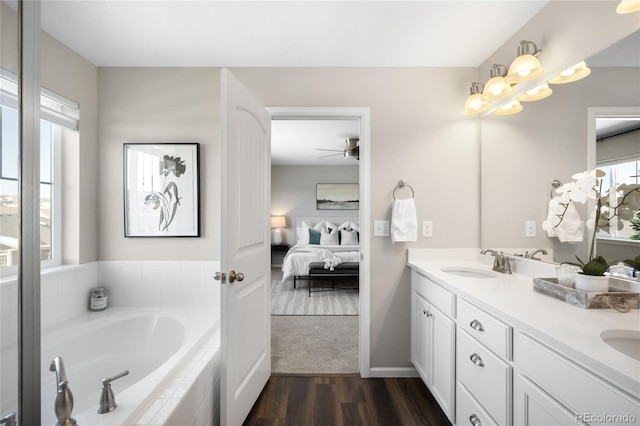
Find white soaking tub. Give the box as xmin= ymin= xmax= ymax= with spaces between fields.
xmin=41 ymin=307 xmax=220 ymax=426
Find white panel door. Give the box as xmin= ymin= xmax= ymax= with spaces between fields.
xmin=219 ymin=68 xmax=271 ymax=426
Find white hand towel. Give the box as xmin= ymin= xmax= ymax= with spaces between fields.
xmin=391 ymin=198 xmax=417 ymax=243
xmin=544 ymin=200 xmax=584 ymax=243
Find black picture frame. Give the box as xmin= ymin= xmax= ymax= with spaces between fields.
xmin=123 ymin=143 xmax=200 ymax=237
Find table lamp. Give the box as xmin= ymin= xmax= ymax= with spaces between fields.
xmin=270 ymin=216 xmax=286 ymax=245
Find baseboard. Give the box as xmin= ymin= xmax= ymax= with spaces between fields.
xmin=369 ymin=367 xmax=419 ymax=378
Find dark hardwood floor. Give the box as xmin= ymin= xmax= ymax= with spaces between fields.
xmin=243 ymin=374 xmax=452 ymax=426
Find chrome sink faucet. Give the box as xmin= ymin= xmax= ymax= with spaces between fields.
xmin=481 ymin=249 xmax=512 ymax=274
xmin=49 ymin=356 xmax=77 ymax=426
xmin=525 ymin=248 xmax=548 ymax=261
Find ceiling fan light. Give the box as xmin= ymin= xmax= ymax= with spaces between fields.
xmin=493 ymin=100 xmax=523 ymax=115
xmin=617 ymin=0 xmax=640 ymax=13
xmin=464 ymin=82 xmax=490 ymax=115
xmin=519 ymin=83 xmax=553 ymax=102
xmin=548 ymin=61 xmax=591 ymax=84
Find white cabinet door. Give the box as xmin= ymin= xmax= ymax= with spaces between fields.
xmin=515 ymin=374 xmax=587 ymax=426
xmin=411 ymin=291 xmax=455 ymax=423
xmin=431 ymin=305 xmax=455 ymax=421
xmin=412 ymin=292 xmax=431 ymax=384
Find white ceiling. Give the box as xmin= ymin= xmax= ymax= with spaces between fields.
xmin=36 ymin=1 xmax=637 ymax=164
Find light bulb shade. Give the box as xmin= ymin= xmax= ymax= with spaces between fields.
xmin=270 ymin=216 xmax=286 ymax=228
xmin=519 ymin=83 xmax=553 ymax=102
xmin=463 ymin=82 xmax=490 ymax=115
xmin=481 ymin=76 xmax=513 ymax=101
xmin=505 ymin=54 xmax=545 ymax=84
xmin=493 ymin=100 xmax=523 ymax=115
xmin=617 ymin=0 xmax=640 ymax=13
xmin=548 ymin=61 xmax=591 ymax=84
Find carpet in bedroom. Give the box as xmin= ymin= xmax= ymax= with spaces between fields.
xmin=271 ymin=268 xmax=359 ymax=316
xmin=271 ymin=315 xmax=359 ymax=374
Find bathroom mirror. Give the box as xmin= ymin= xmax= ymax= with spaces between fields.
xmin=480 ymin=29 xmax=640 ymax=265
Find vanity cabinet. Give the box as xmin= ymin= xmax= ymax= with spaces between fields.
xmin=456 ymin=298 xmax=513 ymax=426
xmin=411 ymin=270 xmax=456 ymax=423
xmin=515 ymin=332 xmax=640 ymax=426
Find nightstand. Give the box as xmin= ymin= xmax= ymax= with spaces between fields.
xmin=271 ymin=244 xmax=290 ymax=268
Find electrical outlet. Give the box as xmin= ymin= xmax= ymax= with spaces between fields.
xmin=525 ymin=220 xmax=536 ymax=237
xmin=374 ymin=220 xmax=390 ymax=237
xmin=422 ymin=221 xmax=433 ymax=237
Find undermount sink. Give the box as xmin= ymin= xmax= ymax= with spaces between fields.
xmin=440 ymin=267 xmax=496 ymax=279
xmin=600 ymin=329 xmax=640 ymax=361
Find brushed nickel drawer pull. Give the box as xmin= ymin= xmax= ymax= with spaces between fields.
xmin=470 ymin=353 xmax=484 ymax=367
xmin=470 ymin=319 xmax=484 ymax=332
xmin=469 ymin=413 xmax=483 ymax=426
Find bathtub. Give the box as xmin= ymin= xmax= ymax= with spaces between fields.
xmin=40 ymin=307 xmax=220 ymax=425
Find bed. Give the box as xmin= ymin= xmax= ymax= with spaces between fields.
xmin=280 ymin=217 xmax=361 ymax=285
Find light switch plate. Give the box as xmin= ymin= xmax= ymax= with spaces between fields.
xmin=422 ymin=221 xmax=433 ymax=237
xmin=374 ymin=220 xmax=390 ymax=237
xmin=525 ymin=220 xmax=536 ymax=237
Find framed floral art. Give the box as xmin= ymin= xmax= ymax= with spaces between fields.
xmin=123 ymin=143 xmax=200 ymax=237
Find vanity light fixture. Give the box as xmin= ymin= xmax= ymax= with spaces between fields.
xmin=617 ymin=0 xmax=640 ymax=13
xmin=519 ymin=83 xmax=553 ymax=102
xmin=492 ymin=99 xmax=523 ymax=115
xmin=548 ymin=61 xmax=591 ymax=84
xmin=463 ymin=82 xmax=491 ymax=115
xmin=481 ymin=64 xmax=514 ymax=101
xmin=505 ymin=40 xmax=545 ymax=84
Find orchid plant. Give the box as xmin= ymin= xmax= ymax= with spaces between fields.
xmin=542 ymin=169 xmax=640 ymax=275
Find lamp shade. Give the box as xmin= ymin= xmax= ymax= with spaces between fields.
xmin=481 ymin=64 xmax=513 ymax=101
xmin=270 ymin=216 xmax=286 ymax=228
xmin=505 ymin=41 xmax=544 ymax=84
xmin=548 ymin=61 xmax=591 ymax=84
xmin=463 ymin=82 xmax=490 ymax=115
xmin=519 ymin=83 xmax=553 ymax=102
xmin=493 ymin=100 xmax=523 ymax=116
xmin=617 ymin=0 xmax=640 ymax=13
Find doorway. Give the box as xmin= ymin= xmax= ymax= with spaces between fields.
xmin=267 ymin=107 xmax=371 ymax=377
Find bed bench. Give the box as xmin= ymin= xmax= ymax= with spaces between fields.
xmin=307 ymin=262 xmax=359 ymax=296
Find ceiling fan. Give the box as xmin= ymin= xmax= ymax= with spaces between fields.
xmin=315 ymin=138 xmax=359 ymax=160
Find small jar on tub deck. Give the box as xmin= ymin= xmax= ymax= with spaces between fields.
xmin=90 ymin=287 xmax=108 ymax=311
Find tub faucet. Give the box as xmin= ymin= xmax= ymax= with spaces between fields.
xmin=480 ymin=249 xmax=512 ymax=274
xmin=49 ymin=357 xmax=76 ymax=426
xmin=98 ymin=370 xmax=130 ymax=414
xmin=525 ymin=248 xmax=548 ymax=261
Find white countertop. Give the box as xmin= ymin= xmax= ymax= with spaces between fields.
xmin=407 ymin=249 xmax=640 ymax=399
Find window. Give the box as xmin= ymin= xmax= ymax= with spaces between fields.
xmin=0 ymin=68 xmax=75 ymax=271
xmin=0 ymin=106 xmax=62 ymax=269
xmin=596 ymin=159 xmax=640 ymax=240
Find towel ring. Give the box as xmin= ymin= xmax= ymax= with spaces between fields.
xmin=393 ymin=180 xmax=415 ymax=200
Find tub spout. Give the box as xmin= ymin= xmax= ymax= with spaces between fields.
xmin=98 ymin=370 xmax=130 ymax=414
xmin=49 ymin=357 xmax=76 ymax=426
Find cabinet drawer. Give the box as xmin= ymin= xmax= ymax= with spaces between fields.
xmin=458 ymin=329 xmax=512 ymax=426
xmin=411 ymin=270 xmax=455 ymax=317
xmin=457 ymin=298 xmax=511 ymax=359
xmin=457 ymin=382 xmax=498 ymax=426
xmin=516 ymin=332 xmax=640 ymax=419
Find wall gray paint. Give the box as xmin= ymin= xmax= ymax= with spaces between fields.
xmin=271 ymin=165 xmax=359 ymax=245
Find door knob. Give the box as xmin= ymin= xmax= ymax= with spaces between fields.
xmin=213 ymin=272 xmax=226 ymax=284
xmin=229 ymin=270 xmax=244 ymax=283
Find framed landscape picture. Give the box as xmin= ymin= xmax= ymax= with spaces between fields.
xmin=316 ymin=183 xmax=359 ymax=210
xmin=124 ymin=143 xmax=200 ymax=237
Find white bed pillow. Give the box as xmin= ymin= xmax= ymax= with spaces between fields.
xmin=320 ymin=228 xmax=339 ymax=245
xmin=340 ymin=228 xmax=359 ymax=245
xmin=324 ymin=221 xmax=338 ymax=234
xmin=338 ymin=221 xmax=359 ymax=232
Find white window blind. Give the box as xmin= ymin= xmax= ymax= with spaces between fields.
xmin=0 ymin=68 xmax=79 ymax=131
